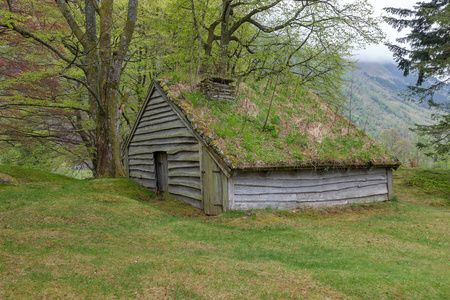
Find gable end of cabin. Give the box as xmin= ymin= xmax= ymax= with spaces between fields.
xmin=123 ymin=82 xmax=231 ymax=215
xmin=124 ymin=83 xmax=203 ymax=209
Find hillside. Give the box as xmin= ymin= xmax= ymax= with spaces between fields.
xmin=345 ymin=62 xmax=441 ymax=139
xmin=160 ymin=79 xmax=396 ymax=169
xmin=0 ymin=165 xmax=449 ymax=298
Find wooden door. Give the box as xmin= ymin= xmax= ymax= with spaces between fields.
xmin=201 ymin=148 xmax=227 ymax=215
xmin=154 ymin=152 xmax=168 ymax=193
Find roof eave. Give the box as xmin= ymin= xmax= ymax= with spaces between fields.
xmin=232 ymin=162 xmax=401 ymax=172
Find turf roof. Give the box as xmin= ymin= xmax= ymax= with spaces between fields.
xmin=156 ymin=79 xmax=399 ymax=170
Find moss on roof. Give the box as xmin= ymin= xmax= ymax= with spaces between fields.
xmin=158 ymin=79 xmax=399 ymax=170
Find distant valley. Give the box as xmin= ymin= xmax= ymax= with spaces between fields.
xmin=344 ymin=61 xmax=438 ymax=140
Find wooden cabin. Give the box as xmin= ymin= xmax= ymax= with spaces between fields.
xmin=123 ymin=79 xmax=400 ymax=215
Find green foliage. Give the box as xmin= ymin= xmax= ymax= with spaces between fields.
xmin=157 ymin=0 xmax=384 ymax=104
xmin=0 ymin=141 xmax=93 ymax=177
xmin=181 ymin=91 xmax=208 ymax=108
xmin=0 ymin=0 xmax=145 ymax=177
xmin=167 ymin=75 xmax=180 ymax=85
xmin=0 ymin=0 xmax=389 ymax=176
xmin=263 ymin=122 xmax=277 ymax=134
xmin=415 ymin=114 xmax=450 ymax=160
xmin=0 ymin=143 xmax=82 ymax=175
xmin=292 ymin=152 xmax=304 ymax=161
xmin=385 ymin=1 xmax=450 ymax=159
xmin=269 ymin=115 xmax=281 ymax=125
xmin=1 ymin=145 xmax=53 ymax=171
xmin=379 ymin=128 xmax=413 ymax=163
xmin=285 ymin=131 xmax=308 ymax=148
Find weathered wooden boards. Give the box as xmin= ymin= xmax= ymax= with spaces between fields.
xmin=201 ymin=147 xmax=228 ymax=215
xmin=127 ymin=91 xmax=202 ymax=208
xmin=154 ymin=152 xmax=168 ymax=192
xmin=199 ymin=78 xmax=236 ymax=102
xmin=231 ymin=168 xmax=390 ymax=210
xmin=125 ymin=80 xmax=395 ymax=215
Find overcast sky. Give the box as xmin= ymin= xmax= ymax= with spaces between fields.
xmin=354 ymin=0 xmax=419 ymax=63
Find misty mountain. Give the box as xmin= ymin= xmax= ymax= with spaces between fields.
xmin=344 ymin=61 xmax=440 ymax=140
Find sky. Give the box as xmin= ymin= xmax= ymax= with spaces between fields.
xmin=354 ymin=0 xmax=419 ymax=63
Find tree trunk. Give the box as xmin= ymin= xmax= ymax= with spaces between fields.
xmin=96 ymin=55 xmax=126 ymax=177
xmin=86 ymin=0 xmax=137 ymax=177
xmin=218 ymin=0 xmax=233 ymax=77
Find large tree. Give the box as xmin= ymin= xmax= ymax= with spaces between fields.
xmin=1 ymin=0 xmax=138 ymax=177
xmin=385 ymin=0 xmax=449 ymax=158
xmin=187 ymin=0 xmax=383 ymax=78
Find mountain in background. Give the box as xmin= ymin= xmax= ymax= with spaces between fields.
xmin=344 ymin=61 xmax=440 ymax=140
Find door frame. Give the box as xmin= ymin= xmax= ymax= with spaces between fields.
xmin=154 ymin=151 xmax=168 ymax=194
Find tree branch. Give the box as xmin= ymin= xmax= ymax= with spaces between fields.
xmin=91 ymin=0 xmax=100 ymax=13
xmin=242 ymin=9 xmax=303 ymax=35
xmin=0 ymin=102 xmax=90 ymax=113
xmin=115 ymin=0 xmax=138 ymax=64
xmin=55 ymin=0 xmax=88 ymax=48
xmin=59 ymin=75 xmax=104 ymax=113
xmin=0 ymin=23 xmax=83 ymax=70
xmin=229 ymin=0 xmax=292 ymax=35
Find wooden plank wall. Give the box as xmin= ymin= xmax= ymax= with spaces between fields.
xmin=232 ymin=168 xmax=389 ymax=210
xmin=127 ymin=91 xmax=202 ymax=208
xmin=201 ymin=147 xmax=228 ymax=215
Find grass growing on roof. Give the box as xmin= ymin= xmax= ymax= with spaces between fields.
xmin=0 ymin=165 xmax=449 ymax=298
xmin=168 ymin=80 xmax=393 ymax=168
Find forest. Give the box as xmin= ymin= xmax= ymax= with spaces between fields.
xmin=0 ymin=0 xmax=448 ymax=177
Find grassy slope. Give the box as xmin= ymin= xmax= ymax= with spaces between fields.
xmin=0 ymin=165 xmax=449 ymax=299
xmin=166 ymin=80 xmax=394 ymax=168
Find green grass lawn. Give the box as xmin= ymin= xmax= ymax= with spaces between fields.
xmin=0 ymin=165 xmax=449 ymax=299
